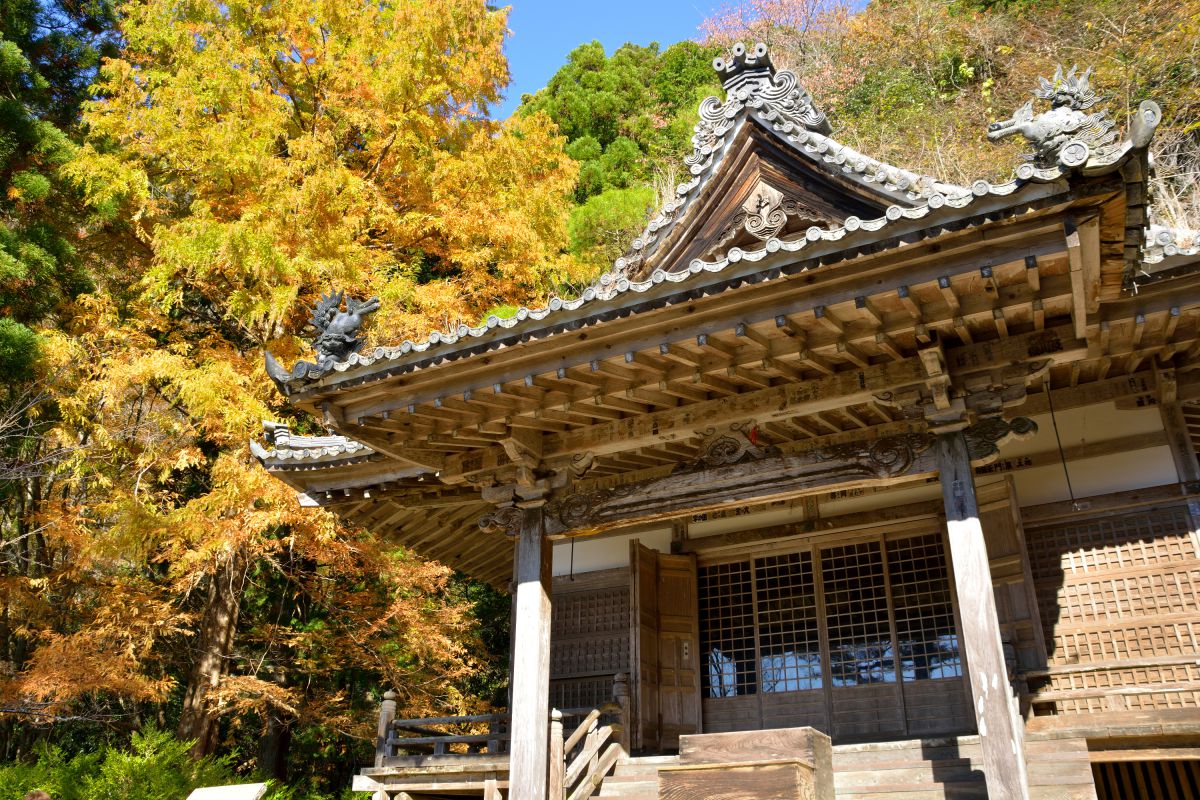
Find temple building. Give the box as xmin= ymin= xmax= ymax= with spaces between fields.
xmin=254 ymin=44 xmax=1200 ymax=800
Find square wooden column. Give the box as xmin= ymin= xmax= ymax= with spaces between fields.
xmin=936 ymin=431 xmax=1031 ymax=800
xmin=509 ymin=506 xmax=552 ymax=800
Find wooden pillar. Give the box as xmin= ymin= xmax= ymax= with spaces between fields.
xmin=509 ymin=506 xmax=553 ymax=800
xmin=374 ymin=689 xmax=397 ymax=767
xmin=936 ymin=432 xmax=1031 ymax=800
xmin=1155 ymin=366 xmax=1200 ymax=548
xmin=1156 ymin=367 xmax=1200 ymax=484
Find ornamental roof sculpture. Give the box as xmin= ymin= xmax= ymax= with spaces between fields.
xmin=254 ymin=43 xmax=1165 ymax=400
xmin=1136 ymin=225 xmax=1200 ymax=286
xmin=988 ymin=66 xmax=1117 ymax=168
xmin=264 ymin=290 xmax=380 ymax=394
xmin=249 ymin=421 xmax=376 ymax=469
xmin=988 ymin=65 xmax=1160 ymax=175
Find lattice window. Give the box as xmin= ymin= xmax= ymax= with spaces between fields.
xmin=1027 ymin=504 xmax=1200 ymax=714
xmin=550 ymin=583 xmax=630 ymax=711
xmin=551 ymin=587 xmax=630 ymax=678
xmin=552 ymin=587 xmax=629 ymax=637
xmin=756 ymin=551 xmax=822 ymax=692
xmin=699 ymin=560 xmax=757 ymax=698
xmin=887 ymin=532 xmax=962 ymax=682
xmin=1053 ymin=621 xmax=1200 ymax=663
xmin=822 ymin=541 xmax=896 ymax=686
xmin=1051 ymin=567 xmax=1200 ymax=625
xmin=551 ymin=676 xmax=614 ymax=711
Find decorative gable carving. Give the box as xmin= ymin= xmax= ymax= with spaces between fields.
xmin=705 ymin=181 xmax=836 ymax=261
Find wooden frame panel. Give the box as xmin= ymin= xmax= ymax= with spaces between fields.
xmin=696 ymin=525 xmax=973 ymax=741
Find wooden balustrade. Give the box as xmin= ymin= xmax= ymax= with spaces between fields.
xmin=372 ymin=671 xmax=633 ymax=799
xmin=551 ymin=672 xmax=630 ymax=800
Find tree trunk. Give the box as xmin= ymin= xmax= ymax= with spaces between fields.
xmin=178 ymin=550 xmax=247 ymax=758
xmin=259 ymin=712 xmax=293 ymax=781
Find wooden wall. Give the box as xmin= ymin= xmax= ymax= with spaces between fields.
xmin=1023 ymin=491 xmax=1200 ymax=715
xmin=549 ymin=569 xmax=630 ymax=711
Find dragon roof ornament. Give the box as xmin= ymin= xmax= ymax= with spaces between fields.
xmin=264 ymin=290 xmax=380 ymax=394
xmin=988 ymin=65 xmax=1158 ymax=170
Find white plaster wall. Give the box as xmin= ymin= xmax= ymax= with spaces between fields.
xmin=1005 ymin=402 xmax=1178 ymax=506
xmin=551 ymin=527 xmax=672 ymax=577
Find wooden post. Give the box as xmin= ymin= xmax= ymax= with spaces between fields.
xmin=375 ymin=690 xmax=397 ymax=768
xmin=936 ymin=431 xmax=1031 ymax=800
xmin=1156 ymin=367 xmax=1200 ymax=484
xmin=549 ymin=709 xmax=565 ymax=800
xmin=509 ymin=506 xmax=553 ymax=800
xmin=1153 ymin=366 xmax=1200 ymax=548
xmin=613 ymin=673 xmax=631 ymax=753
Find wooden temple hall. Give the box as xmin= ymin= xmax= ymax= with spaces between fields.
xmin=255 ymin=45 xmax=1200 ymax=800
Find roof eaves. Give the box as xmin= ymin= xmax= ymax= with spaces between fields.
xmin=289 ymin=174 xmax=1069 ymax=399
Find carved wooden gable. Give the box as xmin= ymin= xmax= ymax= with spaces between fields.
xmin=617 ymin=44 xmax=949 ymax=281
xmin=648 ymin=128 xmax=896 ymax=274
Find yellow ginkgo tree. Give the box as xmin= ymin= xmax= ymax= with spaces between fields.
xmin=21 ymin=0 xmax=579 ymax=775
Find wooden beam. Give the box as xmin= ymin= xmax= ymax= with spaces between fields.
xmin=508 ymin=507 xmax=552 ymax=800
xmin=936 ymin=431 xmax=1031 ymax=800
xmin=326 ymin=218 xmax=1074 ymax=422
xmin=443 ymin=327 xmax=1088 ymax=481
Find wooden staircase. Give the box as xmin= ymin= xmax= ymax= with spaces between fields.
xmin=591 ymin=755 xmax=674 ymax=800
xmin=583 ymin=733 xmax=1096 ymax=800
xmin=833 ymin=734 xmax=1096 ymax=800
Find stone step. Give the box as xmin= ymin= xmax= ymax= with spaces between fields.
xmin=611 ymin=755 xmax=678 ymax=776
xmin=836 ymin=763 xmax=985 ymax=790
xmin=836 ymin=786 xmax=988 ymax=800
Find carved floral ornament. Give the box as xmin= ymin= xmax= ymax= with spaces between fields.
xmin=705 ymin=183 xmax=834 ymax=260
xmin=691 ymin=420 xmax=780 ymax=468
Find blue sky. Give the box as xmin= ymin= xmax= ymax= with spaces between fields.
xmin=495 ymin=0 xmax=722 ymax=118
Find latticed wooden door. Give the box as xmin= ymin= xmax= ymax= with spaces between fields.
xmin=630 ymin=543 xmax=703 ymax=752
xmin=697 ymin=529 xmax=973 ymax=742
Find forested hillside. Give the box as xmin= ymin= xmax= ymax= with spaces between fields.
xmin=525 ymin=0 xmax=1198 ymax=262
xmin=0 ymin=0 xmax=1194 ymax=795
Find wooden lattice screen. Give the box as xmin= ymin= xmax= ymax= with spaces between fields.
xmin=550 ymin=570 xmax=630 ymax=710
xmin=1025 ymin=503 xmax=1200 ymax=714
xmin=1092 ymin=760 xmax=1200 ymax=799
xmin=697 ymin=529 xmax=972 ymax=741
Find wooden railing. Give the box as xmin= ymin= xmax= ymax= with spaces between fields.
xmin=374 ymin=672 xmax=633 ymax=793
xmin=551 ymin=673 xmax=631 ymax=800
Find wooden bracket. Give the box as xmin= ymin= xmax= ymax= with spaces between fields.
xmin=501 ymin=426 xmax=544 ymax=468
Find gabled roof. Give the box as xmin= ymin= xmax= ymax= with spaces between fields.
xmin=266 ymin=45 xmax=1165 ymax=399
xmin=251 ymin=46 xmax=1196 ymax=585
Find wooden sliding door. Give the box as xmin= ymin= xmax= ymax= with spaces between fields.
xmin=630 ymin=543 xmax=702 ymax=752
xmin=697 ymin=528 xmax=973 ymax=742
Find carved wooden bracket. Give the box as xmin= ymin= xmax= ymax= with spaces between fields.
xmin=478 ymin=505 xmax=527 ymax=537
xmin=472 ymin=451 xmax=596 ymax=506
xmin=689 ymin=421 xmax=780 ymax=469
xmin=536 ymin=417 xmax=1035 ymax=535
xmin=963 ymin=416 xmax=1038 ymax=463
xmin=879 ymin=353 xmax=1051 ymax=431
